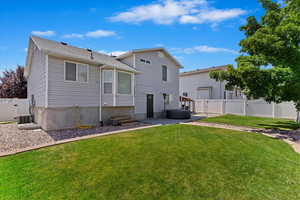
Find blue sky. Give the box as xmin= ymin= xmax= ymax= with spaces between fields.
xmin=0 ymin=0 xmax=264 ymax=74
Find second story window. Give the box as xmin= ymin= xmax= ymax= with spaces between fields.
xmin=65 ymin=61 xmax=88 ymax=82
xmin=65 ymin=62 xmax=77 ymax=81
xmin=140 ymin=59 xmax=151 ymax=64
xmin=78 ymin=64 xmax=88 ymax=82
xmin=162 ymin=65 xmax=167 ymax=81
xmin=103 ymin=70 xmax=113 ymax=94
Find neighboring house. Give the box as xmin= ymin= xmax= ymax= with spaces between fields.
xmin=179 ymin=66 xmax=244 ymax=100
xmin=25 ymin=36 xmax=182 ymax=130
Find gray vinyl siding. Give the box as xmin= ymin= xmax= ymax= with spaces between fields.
xmin=116 ymin=95 xmax=134 ymax=106
xmin=47 ymin=56 xmax=100 ymax=107
xmin=27 ymin=44 xmax=46 ymax=107
xmin=102 ymin=94 xmax=113 ymax=106
xmin=127 ymin=51 xmax=180 ymax=114
xmin=180 ymin=72 xmax=225 ymax=100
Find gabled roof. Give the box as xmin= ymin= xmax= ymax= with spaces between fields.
xmin=26 ymin=36 xmax=138 ymax=76
xmin=117 ymin=47 xmax=183 ymax=68
xmin=180 ymin=65 xmax=227 ymax=77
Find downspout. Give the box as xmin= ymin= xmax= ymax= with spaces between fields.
xmin=99 ymin=67 xmax=102 ymax=125
xmin=113 ymin=67 xmax=117 ymax=106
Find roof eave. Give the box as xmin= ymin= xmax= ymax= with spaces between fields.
xmin=44 ymin=50 xmax=139 ymax=74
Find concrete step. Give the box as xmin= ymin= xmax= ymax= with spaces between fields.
xmin=18 ymin=123 xmax=41 ymax=130
xmin=111 ymin=115 xmax=131 ymax=120
xmin=119 ymin=119 xmax=137 ymax=124
xmin=110 ymin=115 xmax=137 ymax=126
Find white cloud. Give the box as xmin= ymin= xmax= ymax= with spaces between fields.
xmin=24 ymin=48 xmax=28 ymax=52
xmin=180 ymin=8 xmax=246 ymax=24
xmin=62 ymin=33 xmax=84 ymax=39
xmin=86 ymin=30 xmax=116 ymax=38
xmin=98 ymin=50 xmax=127 ymax=56
xmin=62 ymin=30 xmax=116 ymax=39
xmin=109 ymin=0 xmax=246 ymax=25
xmin=155 ymin=43 xmax=164 ymax=47
xmin=31 ymin=30 xmax=56 ymax=36
xmin=172 ymin=45 xmax=238 ymax=54
xmin=110 ymin=0 xmax=207 ymax=24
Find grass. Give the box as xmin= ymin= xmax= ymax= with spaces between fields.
xmin=201 ymin=114 xmax=300 ymax=130
xmin=0 ymin=121 xmax=15 ymax=124
xmin=1 ymin=125 xmax=299 ymax=200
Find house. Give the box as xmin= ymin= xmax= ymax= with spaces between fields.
xmin=179 ymin=66 xmax=244 ymax=100
xmin=25 ymin=36 xmax=182 ymax=130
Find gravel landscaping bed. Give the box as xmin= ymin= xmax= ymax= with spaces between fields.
xmin=0 ymin=123 xmax=54 ymax=153
xmin=0 ymin=122 xmax=150 ymax=154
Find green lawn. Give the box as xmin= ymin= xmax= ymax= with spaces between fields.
xmin=201 ymin=114 xmax=299 ymax=130
xmin=1 ymin=125 xmax=299 ymax=200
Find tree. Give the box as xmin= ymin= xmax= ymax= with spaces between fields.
xmin=209 ymin=0 xmax=300 ymax=123
xmin=0 ymin=66 xmax=27 ymax=98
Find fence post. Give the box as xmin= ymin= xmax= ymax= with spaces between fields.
xmin=272 ymin=102 xmax=276 ymax=119
xmin=221 ymin=100 xmax=225 ymax=114
xmin=243 ymin=99 xmax=248 ymax=116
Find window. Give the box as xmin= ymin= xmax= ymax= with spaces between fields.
xmin=183 ymin=92 xmax=188 ymax=97
xmin=140 ymin=58 xmax=151 ymax=64
xmin=162 ymin=65 xmax=167 ymax=81
xmin=65 ymin=62 xmax=88 ymax=82
xmin=65 ymin=62 xmax=77 ymax=81
xmin=78 ymin=64 xmax=88 ymax=82
xmin=103 ymin=70 xmax=113 ymax=94
xmin=118 ymin=72 xmax=132 ymax=94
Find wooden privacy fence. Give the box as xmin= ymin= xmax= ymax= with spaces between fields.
xmin=0 ymin=99 xmax=29 ymax=122
xmin=194 ymin=99 xmax=298 ymax=120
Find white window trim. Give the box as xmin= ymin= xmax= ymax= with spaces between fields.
xmin=64 ymin=60 xmax=89 ymax=83
xmin=102 ymin=69 xmax=113 ymax=94
xmin=116 ymin=71 xmax=133 ymax=96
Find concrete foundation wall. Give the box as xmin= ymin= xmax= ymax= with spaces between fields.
xmin=34 ymin=106 xmax=100 ymax=130
xmin=34 ymin=106 xmax=164 ymax=130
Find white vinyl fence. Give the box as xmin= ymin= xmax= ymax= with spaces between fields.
xmin=194 ymin=99 xmax=298 ymax=120
xmin=0 ymin=99 xmax=29 ymax=122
